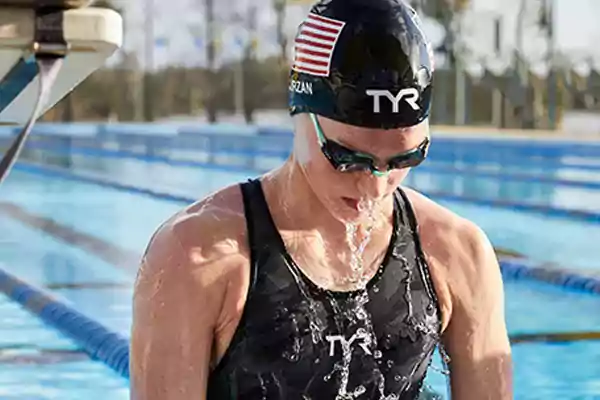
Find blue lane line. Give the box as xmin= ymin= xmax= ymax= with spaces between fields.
xmin=26 ymin=142 xmax=260 ymax=174
xmin=22 ymin=140 xmax=600 ymax=171
xmin=0 ymin=267 xmax=130 ymax=379
xmin=421 ymin=191 xmax=600 ymax=223
xmin=500 ymin=257 xmax=600 ymax=295
xmin=3 ymin=122 xmax=600 ymax=157
xmin=10 ymin=161 xmax=600 ymax=294
xmin=418 ymin=165 xmax=600 ymax=191
xmin=13 ymin=161 xmax=600 ymax=224
xmin=430 ymin=159 xmax=600 ymax=172
xmin=14 ymin=163 xmax=193 ymax=204
xmin=144 ymin=130 xmax=600 ymax=160
xmin=0 ymin=261 xmax=597 ymax=395
xmin=21 ymin=142 xmax=600 ymax=190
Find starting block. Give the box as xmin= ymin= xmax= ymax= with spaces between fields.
xmin=0 ymin=4 xmax=122 ymax=123
xmin=0 ymin=1 xmax=123 ymax=183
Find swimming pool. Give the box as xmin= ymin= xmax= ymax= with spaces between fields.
xmin=1 ymin=157 xmax=600 ymax=398
xmin=38 ymin=153 xmax=600 ymax=271
xmin=0 ymin=291 xmax=129 ymax=400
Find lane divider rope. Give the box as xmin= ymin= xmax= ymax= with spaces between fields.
xmin=12 ymin=161 xmax=600 ymax=224
xmin=11 ymin=162 xmax=600 ymax=295
xmin=500 ymin=257 xmax=600 ymax=295
xmin=510 ymin=330 xmax=600 ymax=344
xmin=0 ymin=247 xmax=598 ymax=392
xmin=17 ymin=142 xmax=600 ymax=188
xmin=0 ymin=267 xmax=130 ymax=379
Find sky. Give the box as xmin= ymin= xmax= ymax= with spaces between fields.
xmin=107 ymin=0 xmax=600 ymax=72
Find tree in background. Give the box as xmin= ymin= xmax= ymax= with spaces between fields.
xmin=413 ymin=0 xmax=470 ymax=67
xmin=273 ymin=0 xmax=289 ymax=106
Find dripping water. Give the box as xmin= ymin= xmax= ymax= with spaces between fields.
xmin=326 ymin=198 xmax=404 ymax=400
xmin=284 ymin=261 xmax=328 ymax=347
xmin=282 ymin=312 xmax=302 ymax=362
xmin=284 ymin=195 xmax=449 ymax=398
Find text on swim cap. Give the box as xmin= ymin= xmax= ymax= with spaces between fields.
xmin=289 ymin=79 xmax=313 ymax=95
xmin=366 ymin=88 xmax=420 ymax=112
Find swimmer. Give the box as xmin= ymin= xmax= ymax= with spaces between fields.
xmin=130 ymin=1 xmax=513 ymax=399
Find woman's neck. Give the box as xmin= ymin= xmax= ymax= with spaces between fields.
xmin=260 ymin=157 xmax=394 ymax=239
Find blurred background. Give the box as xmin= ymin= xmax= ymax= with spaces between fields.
xmin=43 ymin=0 xmax=600 ymax=134
xmin=0 ymin=0 xmax=599 ymax=399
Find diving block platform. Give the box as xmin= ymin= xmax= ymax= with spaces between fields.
xmin=0 ymin=4 xmax=122 ymax=124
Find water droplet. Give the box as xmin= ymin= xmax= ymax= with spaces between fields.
xmin=354 ymin=385 xmax=366 ymax=395
xmin=440 ymin=344 xmax=451 ymax=364
xmin=387 ymin=360 xmax=395 ymax=368
xmin=430 ymin=364 xmax=451 ymax=376
xmin=382 ymin=335 xmax=393 ymax=349
xmin=314 ymin=357 xmax=320 ymax=364
xmin=394 ymin=375 xmax=403 ymax=382
xmin=372 ymin=285 xmax=380 ymax=293
xmin=282 ymin=351 xmax=299 ymax=362
xmin=374 ymin=350 xmax=382 ymax=359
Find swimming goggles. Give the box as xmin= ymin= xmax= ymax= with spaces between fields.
xmin=309 ymin=113 xmax=430 ymax=177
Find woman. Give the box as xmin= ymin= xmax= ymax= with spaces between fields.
xmin=130 ymin=1 xmax=513 ymax=398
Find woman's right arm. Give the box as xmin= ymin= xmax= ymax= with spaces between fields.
xmin=129 ymin=215 xmax=231 ymax=400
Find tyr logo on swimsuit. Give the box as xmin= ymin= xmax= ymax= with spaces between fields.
xmin=366 ymin=88 xmax=420 ymax=112
xmin=325 ymin=332 xmax=372 ymax=357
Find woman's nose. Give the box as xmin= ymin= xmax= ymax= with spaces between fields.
xmin=356 ymin=170 xmax=390 ymax=200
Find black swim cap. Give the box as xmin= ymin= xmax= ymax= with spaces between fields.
xmin=288 ymin=0 xmax=434 ymax=129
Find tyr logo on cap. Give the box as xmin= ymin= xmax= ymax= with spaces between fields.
xmin=365 ymin=88 xmax=420 ymax=113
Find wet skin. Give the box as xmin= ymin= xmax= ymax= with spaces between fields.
xmin=130 ymin=116 xmax=513 ymax=400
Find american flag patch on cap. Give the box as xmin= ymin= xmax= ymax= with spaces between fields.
xmin=292 ymin=13 xmax=346 ymax=77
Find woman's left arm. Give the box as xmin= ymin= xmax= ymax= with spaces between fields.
xmin=442 ymin=224 xmax=513 ymax=400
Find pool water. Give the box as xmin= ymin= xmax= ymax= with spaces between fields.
xmin=34 ymin=155 xmax=600 ymax=271
xmin=0 ymin=292 xmax=129 ymax=400
xmin=407 ymin=170 xmax=600 ymax=214
xmin=60 ymin=147 xmax=600 ymax=213
xmin=0 ymin=160 xmax=599 ymax=398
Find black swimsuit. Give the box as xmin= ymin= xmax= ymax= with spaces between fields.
xmin=207 ymin=179 xmax=442 ymax=399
